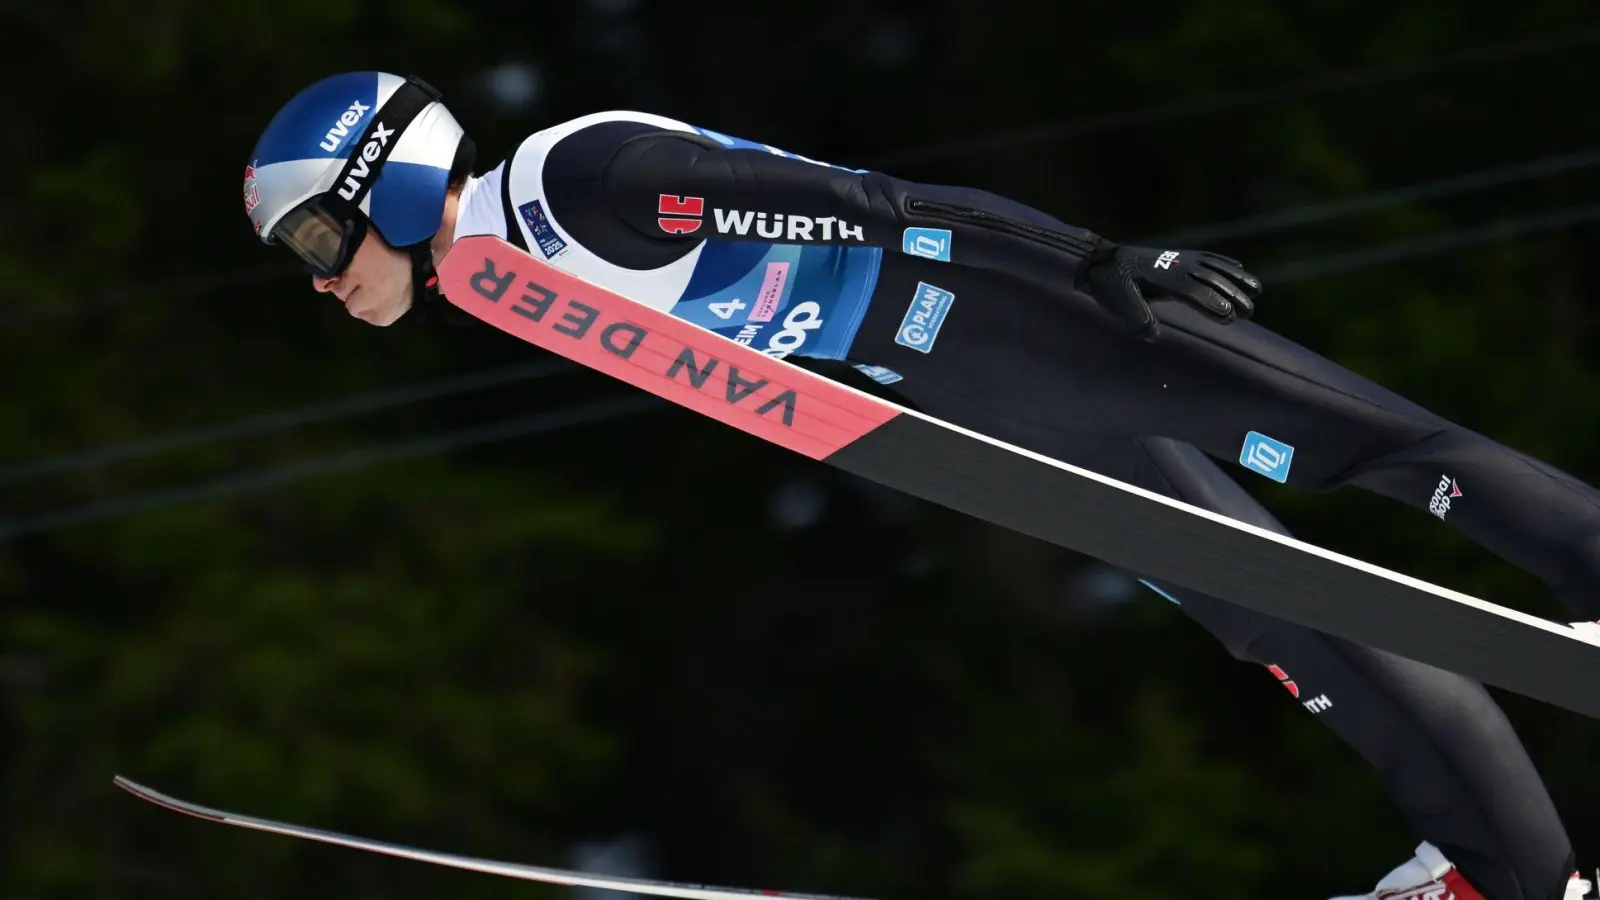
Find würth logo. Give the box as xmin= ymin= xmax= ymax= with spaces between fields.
xmin=655 ymin=194 xmax=866 ymax=242
xmin=658 ymin=194 xmax=704 ymax=234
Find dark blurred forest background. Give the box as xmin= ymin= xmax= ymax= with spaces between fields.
xmin=5 ymin=2 xmax=1600 ymax=899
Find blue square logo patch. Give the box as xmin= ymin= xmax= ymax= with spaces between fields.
xmin=852 ymin=363 xmax=904 ymax=385
xmin=1240 ymin=431 xmax=1294 ymax=483
xmin=902 ymin=227 xmax=951 ymax=262
xmin=895 ymin=282 xmax=955 ymax=353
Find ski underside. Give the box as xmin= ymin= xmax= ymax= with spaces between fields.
xmin=114 ymin=777 xmax=874 ymax=900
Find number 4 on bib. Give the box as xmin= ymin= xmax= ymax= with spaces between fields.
xmin=708 ymin=299 xmax=746 ymax=320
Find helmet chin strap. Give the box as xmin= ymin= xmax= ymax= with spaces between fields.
xmin=404 ymin=240 xmax=474 ymax=327
xmin=409 ymin=241 xmax=439 ymax=306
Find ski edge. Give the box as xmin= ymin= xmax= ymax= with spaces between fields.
xmin=113 ymin=776 xmax=880 ymax=900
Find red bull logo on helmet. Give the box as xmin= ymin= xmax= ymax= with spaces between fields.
xmin=242 ymin=161 xmax=260 ymax=214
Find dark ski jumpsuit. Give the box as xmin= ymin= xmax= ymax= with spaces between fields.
xmin=499 ymin=113 xmax=1596 ymax=900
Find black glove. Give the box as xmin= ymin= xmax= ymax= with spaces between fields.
xmin=1080 ymin=244 xmax=1262 ymax=342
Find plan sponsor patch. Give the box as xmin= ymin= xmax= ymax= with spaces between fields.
xmin=895 ymin=282 xmax=955 ymax=354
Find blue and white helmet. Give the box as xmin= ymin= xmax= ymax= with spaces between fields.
xmin=244 ymin=71 xmax=471 ymax=276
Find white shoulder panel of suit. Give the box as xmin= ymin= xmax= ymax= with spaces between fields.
xmin=452 ymin=110 xmax=709 ymax=313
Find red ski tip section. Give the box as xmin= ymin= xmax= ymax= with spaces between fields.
xmin=438 ymin=236 xmax=898 ymax=460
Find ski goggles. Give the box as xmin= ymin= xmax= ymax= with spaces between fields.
xmin=267 ymin=75 xmax=442 ymax=279
xmin=272 ymin=197 xmax=370 ymax=280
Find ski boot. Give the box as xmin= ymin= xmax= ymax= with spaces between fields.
xmin=1327 ymin=841 xmax=1593 ymax=900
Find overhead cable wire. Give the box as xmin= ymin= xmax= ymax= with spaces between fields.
xmin=0 ymin=359 xmax=577 ymax=489
xmin=0 ymin=395 xmax=663 ymax=542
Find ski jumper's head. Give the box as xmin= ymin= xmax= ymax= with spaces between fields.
xmin=244 ymin=71 xmax=475 ymax=325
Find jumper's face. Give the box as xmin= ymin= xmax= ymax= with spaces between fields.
xmin=307 ymin=226 xmax=413 ymax=327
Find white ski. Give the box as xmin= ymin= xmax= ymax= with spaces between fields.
xmin=114 ymin=776 xmax=878 ymax=900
